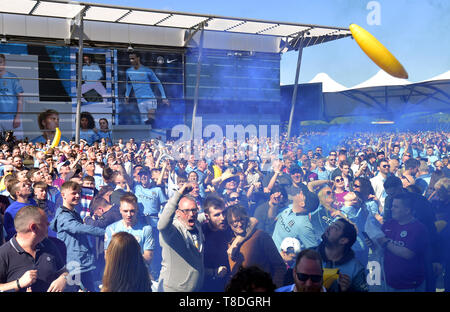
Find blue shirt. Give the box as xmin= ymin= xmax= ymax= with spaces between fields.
xmin=125 ymin=66 xmax=166 ymax=104
xmin=104 ymin=219 xmax=155 ymax=253
xmin=134 ymin=184 xmax=167 ymax=217
xmin=80 ymin=129 xmax=99 ymax=146
xmin=272 ymin=205 xmax=319 ymax=251
xmin=82 ymin=63 xmax=103 ymax=81
xmin=96 ymin=129 xmax=113 ymax=146
xmin=312 ymin=168 xmax=331 ymax=181
xmin=0 ymin=71 xmax=23 ymax=119
xmin=4 ymin=199 xmax=36 ymax=241
xmin=309 ymin=205 xmax=334 ymax=242
xmin=30 ymin=134 xmax=71 ymax=144
xmin=365 ymin=200 xmax=381 ymax=217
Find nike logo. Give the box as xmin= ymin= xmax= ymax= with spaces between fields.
xmin=166 ymin=59 xmax=178 ymax=64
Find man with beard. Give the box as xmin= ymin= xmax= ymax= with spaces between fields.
xmin=442 ymin=156 xmax=450 ymax=176
xmin=201 ymin=196 xmax=233 ymax=291
xmin=426 ymin=160 xmax=449 ymax=198
xmin=202 ymin=195 xmax=259 ymax=291
xmin=11 ymin=156 xmax=24 ymax=172
xmin=315 ymin=218 xmax=368 ymax=292
xmin=370 ymin=159 xmax=391 ymax=212
xmin=401 ymin=158 xmax=420 ymax=188
xmin=276 ymin=249 xmax=326 ymax=292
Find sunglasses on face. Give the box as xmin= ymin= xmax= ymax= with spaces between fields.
xmin=334 ymin=178 xmax=344 ymax=183
xmin=296 ymin=272 xmax=322 ymax=283
xmin=382 ymin=165 xmax=390 ymax=168
xmin=229 ymin=196 xmax=239 ymax=201
xmin=353 ymin=184 xmax=361 ymax=188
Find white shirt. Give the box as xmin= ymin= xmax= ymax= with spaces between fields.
xmin=370 ymin=173 xmax=388 ymax=209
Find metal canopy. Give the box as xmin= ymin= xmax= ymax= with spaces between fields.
xmin=0 ymin=0 xmax=351 ymax=51
xmin=321 ymin=78 xmax=450 ymax=120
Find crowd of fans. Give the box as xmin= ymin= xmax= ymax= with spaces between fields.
xmin=0 ymin=127 xmax=448 ymax=292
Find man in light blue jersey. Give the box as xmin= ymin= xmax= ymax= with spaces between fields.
xmin=81 ymin=54 xmax=107 ymax=104
xmin=125 ymin=52 xmax=169 ymax=125
xmin=104 ymin=193 xmax=154 ymax=269
xmin=272 ymin=189 xmax=319 ymax=251
xmin=134 ymin=168 xmax=167 ymax=280
xmin=312 ymin=157 xmax=331 ymax=181
xmin=0 ymin=54 xmax=24 ymax=135
xmin=135 ymin=168 xmax=168 ymax=227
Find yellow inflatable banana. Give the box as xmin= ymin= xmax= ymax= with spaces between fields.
xmin=50 ymin=127 xmax=62 ymax=149
xmin=350 ymin=24 xmax=408 ymax=79
xmin=323 ymin=268 xmax=340 ymax=289
xmin=0 ymin=172 xmax=10 ymax=191
xmin=45 ymin=127 xmax=61 ymax=154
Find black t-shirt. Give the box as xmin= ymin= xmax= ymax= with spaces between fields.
xmin=0 ymin=237 xmax=66 ymax=292
xmin=262 ymin=172 xmax=292 ymax=188
xmin=201 ymin=223 xmax=234 ymax=291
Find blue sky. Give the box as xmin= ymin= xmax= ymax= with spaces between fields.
xmin=89 ymin=0 xmax=450 ymax=87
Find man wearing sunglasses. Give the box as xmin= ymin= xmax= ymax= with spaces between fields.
xmin=276 ymin=248 xmax=326 ymax=292
xmin=325 ymin=153 xmax=338 ymax=173
xmin=370 ymin=159 xmax=392 ymax=213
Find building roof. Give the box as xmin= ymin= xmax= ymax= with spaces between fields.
xmin=0 ymin=0 xmax=351 ymax=51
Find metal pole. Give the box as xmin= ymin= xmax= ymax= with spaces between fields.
xmin=190 ymin=26 xmax=204 ymax=141
xmin=75 ymin=13 xmax=84 ymax=144
xmin=287 ymin=39 xmax=304 ymax=139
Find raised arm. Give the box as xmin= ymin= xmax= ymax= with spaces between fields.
xmin=157 ymin=183 xmax=193 ymax=231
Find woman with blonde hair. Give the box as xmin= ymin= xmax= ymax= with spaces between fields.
xmin=102 ymin=232 xmax=152 ymax=292
xmin=309 ymin=185 xmax=345 ymax=241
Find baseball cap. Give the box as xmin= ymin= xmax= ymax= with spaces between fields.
xmin=280 ymin=237 xmax=301 ymax=254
